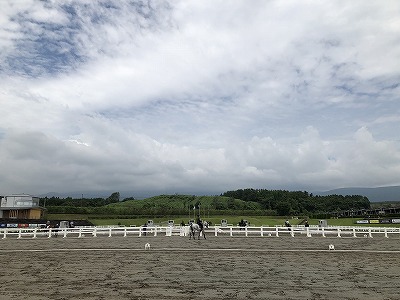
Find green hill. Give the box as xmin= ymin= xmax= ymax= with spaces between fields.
xmin=107 ymin=194 xmax=263 ymax=215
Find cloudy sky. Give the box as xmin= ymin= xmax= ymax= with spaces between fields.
xmin=1 ymin=0 xmax=400 ymax=198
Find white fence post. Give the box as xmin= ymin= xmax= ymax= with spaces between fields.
xmin=48 ymin=228 xmax=52 ymax=238
xmin=353 ymin=228 xmax=357 ymax=238
xmin=384 ymin=228 xmax=388 ymax=238
xmin=18 ymin=229 xmax=22 ymax=239
xmin=93 ymin=227 xmax=97 ymax=237
xmin=124 ymin=228 xmax=127 ymax=237
xmin=306 ymin=227 xmax=311 ymax=237
xmin=215 ymin=227 xmax=218 ymax=236
xmin=290 ymin=227 xmax=294 ymax=237
xmin=2 ymin=230 xmax=6 ymax=239
xmin=275 ymin=227 xmax=279 ymax=237
xmin=108 ymin=228 xmax=112 ymax=237
xmin=166 ymin=227 xmax=171 ymax=237
xmin=230 ymin=227 xmax=233 ymax=237
xmin=78 ymin=228 xmax=82 ymax=238
xmin=337 ymin=228 xmax=341 ymax=238
xmin=368 ymin=228 xmax=373 ymax=238
xmin=321 ymin=227 xmax=326 ymax=237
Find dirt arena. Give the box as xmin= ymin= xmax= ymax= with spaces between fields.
xmin=0 ymin=234 xmax=399 ymax=300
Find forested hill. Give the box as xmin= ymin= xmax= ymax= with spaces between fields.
xmin=221 ymin=189 xmax=370 ymax=215
xmin=42 ymin=189 xmax=370 ymax=216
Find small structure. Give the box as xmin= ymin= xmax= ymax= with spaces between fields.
xmin=221 ymin=219 xmax=228 ymax=227
xmin=167 ymin=220 xmax=174 ymax=227
xmin=59 ymin=221 xmax=70 ymax=228
xmin=146 ymin=220 xmax=154 ymax=227
xmin=0 ymin=194 xmax=44 ymax=219
xmin=319 ymin=220 xmax=328 ymax=227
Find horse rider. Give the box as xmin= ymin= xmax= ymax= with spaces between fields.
xmin=196 ymin=215 xmax=203 ymax=230
xmin=284 ymin=220 xmax=291 ymax=231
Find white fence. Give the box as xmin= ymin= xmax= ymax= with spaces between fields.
xmin=212 ymin=225 xmax=400 ymax=238
xmin=0 ymin=226 xmax=186 ymax=239
xmin=1 ymin=225 xmax=400 ymax=239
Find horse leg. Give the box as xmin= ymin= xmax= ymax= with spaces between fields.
xmin=203 ymin=229 xmax=206 ymax=239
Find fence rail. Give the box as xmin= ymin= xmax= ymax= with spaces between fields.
xmin=1 ymin=225 xmax=400 ymax=240
xmin=0 ymin=226 xmax=187 ymax=239
xmin=212 ymin=225 xmax=400 ymax=238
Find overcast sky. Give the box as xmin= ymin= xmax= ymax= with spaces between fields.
xmin=1 ymin=0 xmax=400 ymax=198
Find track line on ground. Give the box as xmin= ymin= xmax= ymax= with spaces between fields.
xmin=1 ymin=248 xmax=400 ymax=254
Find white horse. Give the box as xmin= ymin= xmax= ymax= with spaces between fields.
xmin=189 ymin=221 xmax=208 ymax=240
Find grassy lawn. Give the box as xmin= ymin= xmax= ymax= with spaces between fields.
xmin=90 ymin=216 xmax=400 ymax=227
xmin=88 ymin=216 xmax=299 ymax=227
xmin=46 ymin=214 xmax=400 ymax=227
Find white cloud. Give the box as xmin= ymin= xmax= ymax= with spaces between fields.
xmin=0 ymin=0 xmax=399 ymax=196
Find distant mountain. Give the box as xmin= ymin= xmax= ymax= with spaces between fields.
xmin=315 ymin=186 xmax=400 ymax=202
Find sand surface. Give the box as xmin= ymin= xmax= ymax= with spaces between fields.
xmin=0 ymin=234 xmax=399 ymax=300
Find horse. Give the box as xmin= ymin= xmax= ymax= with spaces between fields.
xmin=189 ymin=221 xmax=208 ymax=240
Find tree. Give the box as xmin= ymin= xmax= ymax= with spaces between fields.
xmin=122 ymin=197 xmax=135 ymax=202
xmin=106 ymin=192 xmax=120 ymax=204
xmin=276 ymin=201 xmax=291 ymax=216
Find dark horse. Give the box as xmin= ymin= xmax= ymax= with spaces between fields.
xmin=189 ymin=221 xmax=208 ymax=240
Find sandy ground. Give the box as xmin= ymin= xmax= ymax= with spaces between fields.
xmin=0 ymin=233 xmax=399 ymax=300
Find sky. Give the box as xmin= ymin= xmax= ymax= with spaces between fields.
xmin=1 ymin=0 xmax=400 ymax=198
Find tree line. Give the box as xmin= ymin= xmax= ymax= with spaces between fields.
xmin=221 ymin=188 xmax=370 ymax=215
xmin=40 ymin=189 xmax=371 ymax=217
xmin=41 ymin=192 xmax=121 ymax=207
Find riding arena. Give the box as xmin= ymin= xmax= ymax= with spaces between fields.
xmin=1 ymin=223 xmax=399 ymax=299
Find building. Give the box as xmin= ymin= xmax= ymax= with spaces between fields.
xmin=0 ymin=194 xmax=44 ymax=219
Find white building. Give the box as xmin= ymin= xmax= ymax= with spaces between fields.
xmin=0 ymin=194 xmax=44 ymax=219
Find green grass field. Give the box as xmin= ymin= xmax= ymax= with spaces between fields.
xmin=89 ymin=216 xmax=289 ymax=227
xmin=47 ymin=214 xmax=400 ymax=227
